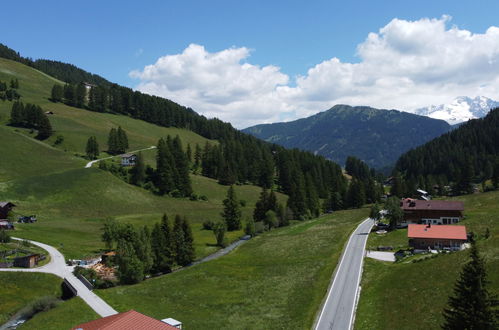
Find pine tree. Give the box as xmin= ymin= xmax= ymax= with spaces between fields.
xmin=385 ymin=196 xmax=403 ymax=230
xmin=9 ymin=101 xmax=25 ymax=126
xmin=442 ymin=243 xmax=498 ymax=329
xmin=264 ymin=210 xmax=278 ymax=229
xmin=51 ymin=84 xmax=63 ymax=102
xmin=253 ymin=188 xmax=269 ymax=222
xmin=213 ymin=222 xmax=226 ymax=247
xmin=116 ymin=239 xmax=144 ymax=284
xmin=172 ymin=135 xmax=192 ymax=196
xmin=181 ymin=216 xmax=195 ymax=264
xmin=155 ymin=138 xmax=175 ymax=195
xmin=75 ymin=83 xmax=86 ymax=108
xmin=85 ymin=136 xmax=99 ymax=160
xmin=36 ymin=113 xmax=52 ymax=140
xmin=137 ymin=226 xmax=153 ymax=274
xmin=221 ymin=185 xmax=242 ymax=231
xmin=107 ymin=128 xmax=118 ymax=154
xmin=193 ymin=143 xmax=202 ymax=173
xmin=492 ymin=161 xmax=499 ymax=190
xmin=116 ymin=126 xmax=128 ymax=154
xmin=151 ymin=214 xmax=174 ymax=273
xmin=130 ymin=152 xmax=146 ymax=186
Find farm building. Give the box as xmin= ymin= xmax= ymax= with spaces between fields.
xmin=408 ymin=224 xmax=467 ymax=251
xmin=72 ymin=310 xmax=179 ymax=330
xmin=400 ymin=198 xmax=464 ymax=225
xmin=120 ymin=153 xmax=137 ymax=166
xmin=0 ymin=202 xmax=15 ymax=219
xmin=13 ymin=254 xmax=40 ymax=268
xmin=0 ymin=220 xmax=14 ymax=230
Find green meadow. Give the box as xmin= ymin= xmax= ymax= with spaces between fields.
xmin=356 ymin=190 xmax=499 ymax=330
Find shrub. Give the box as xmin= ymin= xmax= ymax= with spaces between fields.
xmin=0 ymin=229 xmax=11 ymax=243
xmin=202 ymin=220 xmax=215 ymax=230
xmin=19 ymin=296 xmax=60 ymax=320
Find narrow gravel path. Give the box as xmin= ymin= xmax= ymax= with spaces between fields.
xmin=85 ymin=146 xmax=156 ymax=168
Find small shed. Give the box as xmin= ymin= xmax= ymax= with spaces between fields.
xmin=121 ymin=153 xmax=137 ymax=166
xmin=0 ymin=202 xmax=16 ymax=219
xmin=0 ymin=220 xmax=14 ymax=230
xmin=161 ymin=318 xmax=182 ymax=329
xmin=14 ymin=254 xmax=40 ymax=268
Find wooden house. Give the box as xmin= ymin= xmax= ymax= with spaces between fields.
xmin=400 ymin=198 xmax=464 ymax=226
xmin=13 ymin=254 xmax=40 ymax=268
xmin=0 ymin=202 xmax=15 ymax=219
xmin=72 ymin=310 xmax=178 ymax=330
xmin=0 ymin=220 xmax=14 ymax=230
xmin=120 ymin=153 xmax=137 ymax=167
xmin=408 ymin=224 xmax=467 ymax=251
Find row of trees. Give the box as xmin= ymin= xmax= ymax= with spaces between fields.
xmin=101 ymin=215 xmax=195 ymax=284
xmin=107 ymin=126 xmax=128 ymax=155
xmin=9 ymin=101 xmax=52 ymax=139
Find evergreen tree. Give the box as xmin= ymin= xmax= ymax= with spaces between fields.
xmin=370 ymin=203 xmax=381 ymax=221
xmin=9 ymin=101 xmax=25 ymax=125
xmin=116 ymin=126 xmax=128 ymax=154
xmin=75 ymin=83 xmax=86 ymax=108
xmin=51 ymin=84 xmax=63 ymax=102
xmin=193 ymin=143 xmax=202 ymax=173
xmin=181 ymin=216 xmax=195 ymax=265
xmin=171 ymin=135 xmax=192 ymax=196
xmin=101 ymin=218 xmax=119 ymax=250
xmin=186 ymin=144 xmax=192 ymax=163
xmin=492 ymin=161 xmax=499 ymax=190
xmin=107 ymin=128 xmax=118 ymax=154
xmin=172 ymin=215 xmax=185 ymax=265
xmin=221 ymin=185 xmax=242 ymax=231
xmin=253 ymin=188 xmax=269 ymax=222
xmin=264 ymin=210 xmax=278 ymax=229
xmin=245 ymin=217 xmax=256 ymax=236
xmin=151 ymin=214 xmax=174 ymax=273
xmin=129 ymin=152 xmax=146 ymax=186
xmin=391 ymin=173 xmax=406 ymax=198
xmin=442 ymin=243 xmax=498 ymax=329
xmin=456 ymin=159 xmax=474 ymax=195
xmin=347 ymin=179 xmax=366 ymax=209
xmin=305 ymin=174 xmax=320 ymax=218
xmin=155 ymin=138 xmax=175 ymax=195
xmin=85 ymin=136 xmax=99 ymax=160
xmin=63 ymin=84 xmax=75 ymax=106
xmin=137 ymin=226 xmax=153 ymax=274
xmin=36 ymin=113 xmax=52 ymax=140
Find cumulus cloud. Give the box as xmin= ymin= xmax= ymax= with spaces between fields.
xmin=130 ymin=16 xmax=499 ymax=128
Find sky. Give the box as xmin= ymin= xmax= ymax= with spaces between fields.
xmin=2 ymin=1 xmax=499 ymax=128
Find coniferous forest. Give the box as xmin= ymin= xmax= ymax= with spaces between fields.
xmin=395 ymin=108 xmax=499 ymax=195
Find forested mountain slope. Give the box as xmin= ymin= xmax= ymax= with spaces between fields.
xmin=243 ymin=104 xmax=451 ymax=169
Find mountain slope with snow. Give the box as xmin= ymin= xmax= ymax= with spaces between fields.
xmin=414 ymin=96 xmax=499 ymax=125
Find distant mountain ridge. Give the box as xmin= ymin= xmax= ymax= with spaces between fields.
xmin=414 ymin=96 xmax=499 ymax=125
xmin=243 ymin=105 xmax=451 ymax=169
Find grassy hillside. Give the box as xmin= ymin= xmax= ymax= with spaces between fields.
xmin=0 ymin=273 xmax=62 ymax=324
xmin=0 ymin=57 xmax=216 ymax=159
xmin=0 ymin=57 xmax=286 ymax=260
xmin=355 ymin=190 xmax=499 ymax=330
xmin=97 ymin=208 xmax=369 ymax=329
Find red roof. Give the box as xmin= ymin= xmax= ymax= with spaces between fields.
xmin=401 ymin=198 xmax=464 ymax=211
xmin=73 ymin=310 xmax=177 ymax=330
xmin=408 ymin=224 xmax=467 ymax=240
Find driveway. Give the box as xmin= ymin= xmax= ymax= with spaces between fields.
xmin=0 ymin=238 xmax=117 ymax=317
xmin=366 ymin=251 xmax=395 ymax=262
xmin=314 ymin=217 xmax=374 ymax=330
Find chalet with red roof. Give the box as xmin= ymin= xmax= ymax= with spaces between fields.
xmin=73 ymin=310 xmax=181 ymax=330
xmin=408 ymin=224 xmax=467 ymax=251
xmin=400 ymin=198 xmax=464 ymax=226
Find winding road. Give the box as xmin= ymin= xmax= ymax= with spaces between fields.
xmin=314 ymin=217 xmax=374 ymax=330
xmin=0 ymin=238 xmax=117 ymax=317
xmin=85 ymin=146 xmax=156 ymax=168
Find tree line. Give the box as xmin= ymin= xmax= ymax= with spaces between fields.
xmin=9 ymin=101 xmax=53 ymax=139
xmin=101 ymin=214 xmax=195 ymax=284
xmin=395 ymin=108 xmax=499 ymax=196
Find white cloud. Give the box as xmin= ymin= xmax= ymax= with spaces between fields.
xmin=130 ymin=16 xmax=499 ymax=128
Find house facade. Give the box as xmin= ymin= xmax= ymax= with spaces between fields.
xmin=121 ymin=153 xmax=137 ymax=166
xmin=408 ymin=224 xmax=467 ymax=251
xmin=400 ymin=198 xmax=464 ymax=225
xmin=0 ymin=202 xmax=15 ymax=219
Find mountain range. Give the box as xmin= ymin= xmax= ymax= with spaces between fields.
xmin=243 ymin=105 xmax=451 ymax=169
xmin=414 ymin=96 xmax=499 ymax=125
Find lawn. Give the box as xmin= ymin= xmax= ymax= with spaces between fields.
xmin=366 ymin=227 xmax=409 ymax=251
xmin=19 ymin=297 xmax=98 ymax=330
xmin=97 ymin=207 xmax=369 ymax=329
xmin=0 ymin=272 xmax=62 ymax=325
xmin=355 ymin=190 xmax=499 ymax=330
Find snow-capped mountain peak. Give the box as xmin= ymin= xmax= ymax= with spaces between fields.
xmin=414 ymin=96 xmax=499 ymax=125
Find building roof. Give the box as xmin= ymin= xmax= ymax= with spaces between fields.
xmin=121 ymin=153 xmax=136 ymax=158
xmin=408 ymin=224 xmax=467 ymax=240
xmin=0 ymin=202 xmax=15 ymax=208
xmin=401 ymin=198 xmax=464 ymax=211
xmin=73 ymin=310 xmax=177 ymax=330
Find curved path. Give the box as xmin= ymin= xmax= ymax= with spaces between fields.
xmin=0 ymin=238 xmax=117 ymax=317
xmin=314 ymin=217 xmax=374 ymax=330
xmin=85 ymin=146 xmax=156 ymax=168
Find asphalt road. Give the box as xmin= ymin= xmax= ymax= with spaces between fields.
xmin=314 ymin=217 xmax=374 ymax=330
xmin=0 ymin=238 xmax=117 ymax=317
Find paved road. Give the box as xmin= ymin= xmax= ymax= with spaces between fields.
xmin=314 ymin=218 xmax=374 ymax=330
xmin=85 ymin=146 xmax=156 ymax=168
xmin=0 ymin=238 xmax=117 ymax=317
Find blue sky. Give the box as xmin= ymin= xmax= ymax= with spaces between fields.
xmin=2 ymin=1 xmax=499 ymax=127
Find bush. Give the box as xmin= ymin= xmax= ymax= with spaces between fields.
xmin=202 ymin=220 xmax=215 ymax=230
xmin=19 ymin=296 xmax=60 ymax=320
xmin=255 ymin=221 xmax=265 ymax=234
xmin=239 ymin=199 xmax=246 ymax=207
xmin=0 ymin=229 xmax=11 ymax=243
xmin=54 ymin=135 xmax=64 ymax=145
xmin=199 ymin=195 xmax=208 ymax=201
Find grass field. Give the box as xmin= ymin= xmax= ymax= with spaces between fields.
xmin=96 ymin=208 xmax=369 ymax=329
xmin=355 ymin=190 xmax=499 ymax=330
xmin=19 ymin=297 xmax=98 ymax=330
xmin=366 ymin=227 xmax=409 ymax=251
xmin=0 ymin=272 xmax=62 ymax=325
